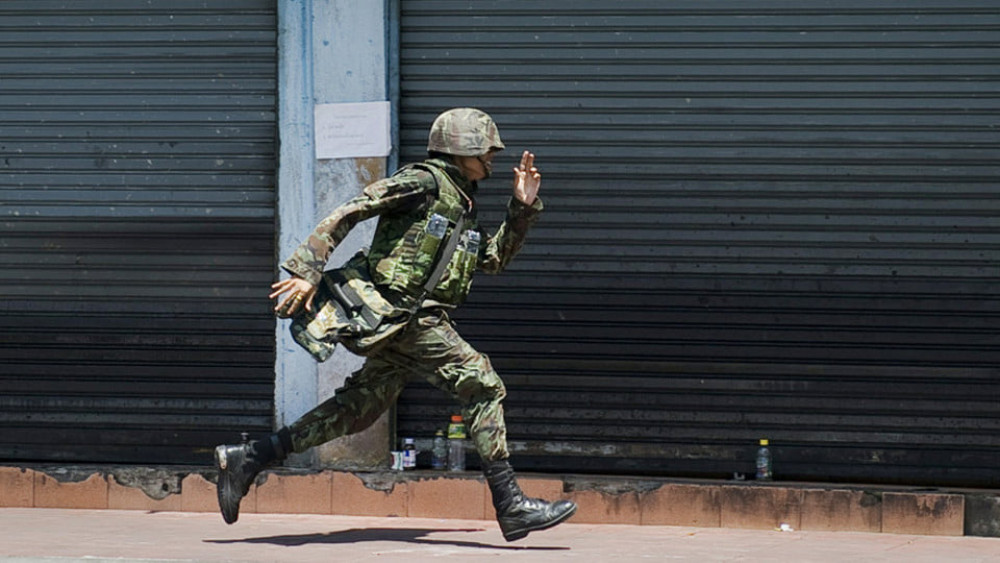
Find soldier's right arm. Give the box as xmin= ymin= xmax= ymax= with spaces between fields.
xmin=280 ymin=168 xmax=437 ymax=286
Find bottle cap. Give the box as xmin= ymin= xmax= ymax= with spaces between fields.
xmin=404 ymin=438 xmax=414 ymax=444
xmin=760 ymin=439 xmax=769 ymax=446
xmin=435 ymin=429 xmax=444 ymax=436
xmin=451 ymin=414 xmax=463 ymax=422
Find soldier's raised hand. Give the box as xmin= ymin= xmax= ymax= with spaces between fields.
xmin=513 ymin=150 xmax=540 ymax=205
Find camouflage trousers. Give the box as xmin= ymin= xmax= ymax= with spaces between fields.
xmin=287 ymin=308 xmax=510 ymax=462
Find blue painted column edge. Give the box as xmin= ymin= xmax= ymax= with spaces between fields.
xmin=275 ymin=0 xmax=318 ymax=456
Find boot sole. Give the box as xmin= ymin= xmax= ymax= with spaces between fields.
xmin=214 ymin=446 xmax=240 ymax=525
xmin=502 ymin=503 xmax=578 ymax=542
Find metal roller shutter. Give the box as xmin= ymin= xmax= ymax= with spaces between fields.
xmin=0 ymin=1 xmax=277 ymax=464
xmin=396 ymin=1 xmax=1000 ymax=486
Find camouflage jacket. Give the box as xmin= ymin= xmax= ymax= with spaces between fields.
xmin=281 ymin=158 xmax=543 ymax=307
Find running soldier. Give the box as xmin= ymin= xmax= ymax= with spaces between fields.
xmin=214 ymin=108 xmax=577 ymax=542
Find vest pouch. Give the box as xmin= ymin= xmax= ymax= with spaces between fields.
xmin=433 ymin=230 xmax=479 ymax=303
xmin=290 ymin=252 xmax=409 ymax=360
xmin=407 ymin=212 xmax=449 ymax=281
xmin=290 ymin=305 xmax=340 ymax=362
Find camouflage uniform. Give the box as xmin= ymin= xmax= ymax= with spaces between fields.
xmin=282 ymin=156 xmax=543 ymax=462
xmin=216 ymin=109 xmax=576 ymax=539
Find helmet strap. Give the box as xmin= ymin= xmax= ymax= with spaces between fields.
xmin=476 ymin=154 xmax=493 ymax=179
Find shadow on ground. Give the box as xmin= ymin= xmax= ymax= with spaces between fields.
xmin=205 ymin=527 xmax=570 ymax=551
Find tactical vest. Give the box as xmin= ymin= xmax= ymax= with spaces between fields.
xmin=367 ymin=162 xmax=481 ymax=306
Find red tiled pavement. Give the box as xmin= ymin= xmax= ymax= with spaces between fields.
xmin=1 ymin=508 xmax=999 ymax=562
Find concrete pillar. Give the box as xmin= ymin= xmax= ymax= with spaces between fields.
xmin=275 ymin=0 xmax=392 ymax=469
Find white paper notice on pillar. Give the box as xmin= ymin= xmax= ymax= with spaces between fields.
xmin=314 ymin=101 xmax=391 ymax=160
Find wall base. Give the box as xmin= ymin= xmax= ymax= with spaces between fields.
xmin=2 ymin=465 xmax=997 ymax=537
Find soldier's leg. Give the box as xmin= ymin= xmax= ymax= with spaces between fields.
xmin=379 ymin=310 xmax=509 ymax=461
xmin=215 ymin=357 xmax=406 ymax=524
xmin=382 ymin=310 xmax=576 ymax=541
xmin=286 ymin=357 xmax=407 ymax=452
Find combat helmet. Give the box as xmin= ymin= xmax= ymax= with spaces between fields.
xmin=427 ymin=108 xmax=505 ymax=156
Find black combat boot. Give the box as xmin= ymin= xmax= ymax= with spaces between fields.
xmin=484 ymin=459 xmax=578 ymax=541
xmin=214 ymin=429 xmax=291 ymax=524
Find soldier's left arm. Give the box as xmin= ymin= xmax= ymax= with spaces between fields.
xmin=477 ymin=196 xmax=544 ymax=275
xmin=477 ymin=150 xmax=544 ymax=274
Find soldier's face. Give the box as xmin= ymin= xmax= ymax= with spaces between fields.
xmin=456 ymin=150 xmax=496 ymax=181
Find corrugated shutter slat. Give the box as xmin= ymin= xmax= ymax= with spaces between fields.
xmin=0 ymin=0 xmax=277 ymax=464
xmin=396 ymin=1 xmax=999 ymax=486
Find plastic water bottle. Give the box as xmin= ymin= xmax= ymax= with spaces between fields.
xmin=447 ymin=414 xmax=466 ymax=472
xmin=756 ymin=439 xmax=773 ymax=481
xmin=431 ymin=429 xmax=448 ymax=470
xmin=402 ymin=437 xmax=416 ymax=470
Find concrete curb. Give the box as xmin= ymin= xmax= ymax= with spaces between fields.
xmin=2 ymin=465 xmax=998 ymax=537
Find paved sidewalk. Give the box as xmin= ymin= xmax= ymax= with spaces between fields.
xmin=1 ymin=508 xmax=998 ymax=562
